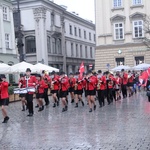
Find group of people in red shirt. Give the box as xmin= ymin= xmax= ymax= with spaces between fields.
xmin=0 ymin=67 xmax=138 ymax=123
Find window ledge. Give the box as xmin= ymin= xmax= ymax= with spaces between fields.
xmin=111 ymin=7 xmax=124 ymax=11
xmin=132 ymin=38 xmax=144 ymax=42
xmin=3 ymin=20 xmax=11 ymax=23
xmin=130 ymin=5 xmax=144 ymax=9
xmin=6 ymin=48 xmax=12 ymax=50
xmin=113 ymin=39 xmax=125 ymax=44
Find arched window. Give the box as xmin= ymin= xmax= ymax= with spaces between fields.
xmin=52 ymin=38 xmax=56 ymax=54
xmin=47 ymin=36 xmax=51 ymax=53
xmin=25 ymin=36 xmax=36 ymax=53
xmin=57 ymin=39 xmax=61 ymax=54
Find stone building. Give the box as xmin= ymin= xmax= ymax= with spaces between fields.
xmin=0 ymin=0 xmax=18 ymax=65
xmin=95 ymin=0 xmax=150 ymax=71
xmin=12 ymin=0 xmax=95 ymax=74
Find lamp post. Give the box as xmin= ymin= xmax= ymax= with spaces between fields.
xmin=16 ymin=0 xmax=24 ymax=62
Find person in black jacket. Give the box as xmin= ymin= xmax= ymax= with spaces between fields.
xmin=146 ymin=77 xmax=150 ymax=102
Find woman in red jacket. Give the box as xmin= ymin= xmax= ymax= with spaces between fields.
xmin=36 ymin=74 xmax=46 ymax=112
xmin=59 ymin=72 xmax=69 ymax=112
xmin=50 ymin=71 xmax=60 ymax=108
xmin=18 ymin=74 xmax=27 ymax=111
xmin=74 ymin=72 xmax=84 ymax=108
xmin=85 ymin=70 xmax=97 ymax=112
xmin=0 ymin=75 xmax=9 ymax=123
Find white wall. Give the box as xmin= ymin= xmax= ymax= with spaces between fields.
xmin=21 ymin=9 xmax=35 ymax=31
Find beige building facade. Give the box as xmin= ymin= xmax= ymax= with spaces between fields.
xmin=95 ymin=0 xmax=150 ymax=71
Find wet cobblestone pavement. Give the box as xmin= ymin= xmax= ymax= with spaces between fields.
xmin=0 ymin=92 xmax=150 ymax=150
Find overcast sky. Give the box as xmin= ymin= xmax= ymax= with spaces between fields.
xmin=54 ymin=0 xmax=95 ymax=23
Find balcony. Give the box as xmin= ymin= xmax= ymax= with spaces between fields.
xmin=51 ymin=25 xmax=62 ymax=36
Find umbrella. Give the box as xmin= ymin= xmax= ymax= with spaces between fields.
xmin=10 ymin=61 xmax=36 ymax=73
xmin=0 ymin=63 xmax=11 ymax=74
xmin=34 ymin=63 xmax=59 ymax=73
xmin=132 ymin=63 xmax=150 ymax=71
xmin=111 ymin=65 xmax=131 ymax=72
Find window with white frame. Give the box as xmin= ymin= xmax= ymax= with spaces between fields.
xmin=114 ymin=23 xmax=124 ymax=40
xmin=5 ymin=34 xmax=10 ymax=49
xmin=3 ymin=6 xmax=9 ymax=21
xmin=133 ymin=0 xmax=142 ymax=5
xmin=71 ymin=43 xmax=74 ymax=56
xmin=74 ymin=27 xmax=77 ymax=36
xmin=90 ymin=47 xmax=93 ymax=58
xmin=85 ymin=46 xmax=88 ymax=58
xmin=80 ymin=45 xmax=82 ymax=57
xmin=113 ymin=0 xmax=122 ymax=8
xmin=76 ymin=44 xmax=78 ymax=57
xmin=133 ymin=20 xmax=143 ymax=38
xmin=79 ymin=28 xmax=81 ymax=37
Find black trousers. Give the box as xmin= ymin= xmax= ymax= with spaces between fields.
xmin=148 ymin=96 xmax=150 ymax=102
xmin=112 ymin=89 xmax=116 ymax=101
xmin=121 ymin=84 xmax=127 ymax=98
xmin=44 ymin=88 xmax=49 ymax=105
xmin=107 ymin=88 xmax=113 ymax=103
xmin=26 ymin=94 xmax=33 ymax=114
xmin=97 ymin=90 xmax=105 ymax=106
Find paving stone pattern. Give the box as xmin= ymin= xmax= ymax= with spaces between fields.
xmin=0 ymin=92 xmax=150 ymax=150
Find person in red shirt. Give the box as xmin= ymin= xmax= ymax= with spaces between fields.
xmin=127 ymin=70 xmax=134 ymax=97
xmin=68 ymin=73 xmax=76 ymax=103
xmin=106 ymin=71 xmax=114 ymax=105
xmin=42 ymin=70 xmax=51 ymax=106
xmin=97 ymin=70 xmax=106 ymax=107
xmin=36 ymin=74 xmax=46 ymax=112
xmin=59 ymin=72 xmax=69 ymax=112
xmin=0 ymin=75 xmax=9 ymax=123
xmin=120 ymin=69 xmax=128 ymax=98
xmin=115 ymin=74 xmax=121 ymax=100
xmin=18 ymin=74 xmax=27 ymax=111
xmin=50 ymin=71 xmax=60 ymax=107
xmin=74 ymin=72 xmax=84 ymax=108
xmin=25 ymin=68 xmax=36 ymax=117
xmin=85 ymin=70 xmax=97 ymax=112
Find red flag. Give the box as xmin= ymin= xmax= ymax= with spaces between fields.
xmin=79 ymin=62 xmax=84 ymax=78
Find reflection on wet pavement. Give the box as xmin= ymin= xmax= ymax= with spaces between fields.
xmin=0 ymin=91 xmax=150 ymax=150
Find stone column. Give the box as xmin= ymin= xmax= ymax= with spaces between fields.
xmin=10 ymin=7 xmax=16 ymax=54
xmin=61 ymin=15 xmax=66 ymax=72
xmin=0 ymin=5 xmax=6 ymax=53
xmin=33 ymin=7 xmax=48 ymax=65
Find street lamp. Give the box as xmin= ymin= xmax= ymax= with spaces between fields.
xmin=16 ymin=0 xmax=24 ymax=62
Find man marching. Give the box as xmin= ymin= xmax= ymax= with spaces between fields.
xmin=97 ymin=70 xmax=106 ymax=107
xmin=25 ymin=68 xmax=36 ymax=117
xmin=0 ymin=75 xmax=9 ymax=123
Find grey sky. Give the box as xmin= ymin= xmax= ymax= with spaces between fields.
xmin=54 ymin=0 xmax=95 ymax=23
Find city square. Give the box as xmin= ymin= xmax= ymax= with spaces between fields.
xmin=0 ymin=92 xmax=150 ymax=150
xmin=1 ymin=0 xmax=150 ymax=150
